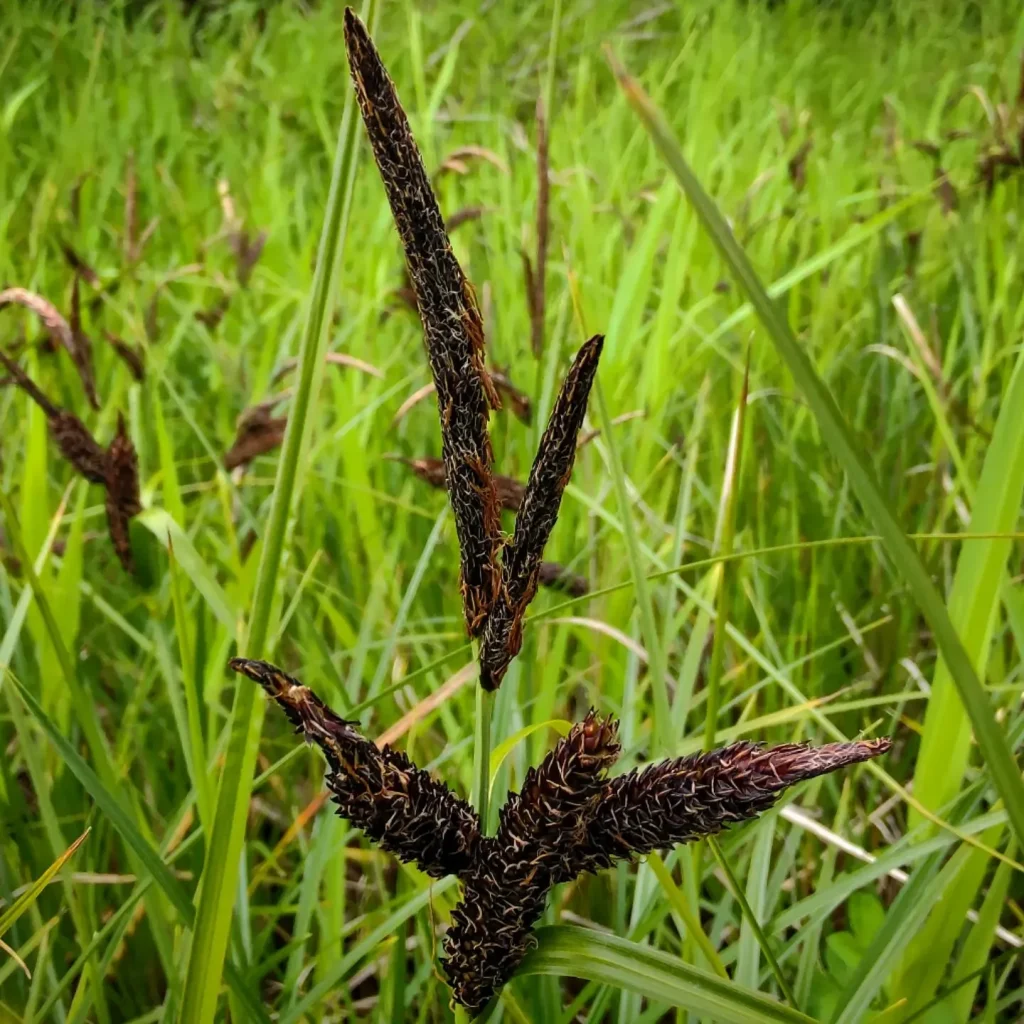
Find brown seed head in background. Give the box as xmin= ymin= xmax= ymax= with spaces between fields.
xmin=0 ymin=349 xmax=108 ymax=483
xmin=104 ymin=413 xmax=142 ymax=573
xmin=0 ymin=287 xmax=99 ymax=409
xmin=224 ymin=404 xmax=288 ymax=471
xmin=479 ymin=335 xmax=603 ymax=689
xmin=344 ymin=8 xmax=502 ymax=637
xmin=392 ymin=455 xmax=525 ymax=514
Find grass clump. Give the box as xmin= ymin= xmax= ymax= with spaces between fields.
xmin=1 ymin=1 xmax=1022 ymax=1022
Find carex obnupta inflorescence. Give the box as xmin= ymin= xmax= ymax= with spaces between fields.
xmin=231 ymin=9 xmax=893 ymax=1015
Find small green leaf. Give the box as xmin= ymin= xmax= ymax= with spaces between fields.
xmin=488 ymin=719 xmax=572 ymax=795
xmin=0 ymin=829 xmax=89 ymax=938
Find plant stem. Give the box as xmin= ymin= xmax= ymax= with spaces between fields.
xmin=707 ymin=836 xmax=797 ymax=1009
xmin=473 ymin=681 xmax=495 ymax=834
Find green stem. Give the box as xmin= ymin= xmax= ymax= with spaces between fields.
xmin=707 ymin=836 xmax=797 ymax=1009
xmin=473 ymin=681 xmax=495 ymax=834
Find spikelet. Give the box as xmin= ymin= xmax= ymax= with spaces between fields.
xmin=566 ymin=738 xmax=893 ymax=877
xmin=479 ymin=335 xmax=603 ymax=689
xmin=443 ymin=713 xmax=620 ymax=1012
xmin=104 ymin=414 xmax=142 ymax=573
xmin=344 ymin=8 xmax=502 ymax=637
xmin=231 ymin=658 xmax=481 ymax=878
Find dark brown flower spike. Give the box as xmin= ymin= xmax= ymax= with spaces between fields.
xmin=344 ymin=7 xmax=502 ymax=637
xmin=104 ymin=413 xmax=142 ymax=573
xmin=0 ymin=349 xmax=107 ymax=483
xmin=390 ymin=455 xmax=525 ymax=514
xmin=237 ymin=640 xmax=890 ymax=1012
xmin=231 ymin=657 xmax=482 ymax=879
xmin=565 ymin=737 xmax=893 ymax=878
xmin=224 ymin=403 xmax=289 ymax=471
xmin=445 ymin=733 xmax=890 ymax=1010
xmin=443 ymin=712 xmax=620 ymax=1012
xmin=103 ymin=332 xmax=146 ymax=382
xmin=479 ymin=335 xmax=604 ymax=690
xmin=0 ymin=352 xmax=141 ymax=572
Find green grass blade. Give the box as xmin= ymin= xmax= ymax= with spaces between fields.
xmin=179 ymin=4 xmax=378 ymax=1020
xmin=829 ymin=849 xmax=960 ymax=1024
xmin=137 ymin=507 xmax=238 ymax=632
xmin=0 ymin=829 xmax=89 ymax=937
xmin=912 ymin=344 xmax=1024 ymax=816
xmin=517 ymin=925 xmax=815 ymax=1024
xmin=704 ymin=350 xmax=749 ymax=751
xmin=4 ymin=672 xmax=272 ymax=1024
xmin=280 ymin=875 xmax=456 ymax=1024
xmin=707 ymin=834 xmax=796 ymax=1008
xmin=607 ymin=49 xmax=1024 ymax=851
xmin=646 ymin=852 xmax=727 ymax=980
xmin=593 ymin=359 xmax=671 ymax=755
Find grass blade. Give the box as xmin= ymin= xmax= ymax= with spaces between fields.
xmin=179 ymin=4 xmax=378 ymax=1020
xmin=517 ymin=924 xmax=815 ymax=1024
xmin=4 ymin=671 xmax=271 ymax=1024
xmin=911 ymin=344 xmax=1024 ymax=815
xmin=0 ymin=829 xmax=89 ymax=937
xmin=607 ymin=48 xmax=1024 ymax=851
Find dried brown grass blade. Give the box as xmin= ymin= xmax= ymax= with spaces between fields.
xmin=433 ymin=146 xmax=510 ymax=180
xmin=272 ymin=351 xmax=384 ymax=384
xmin=576 ymin=408 xmax=645 ymax=449
xmin=0 ymin=287 xmax=98 ymax=409
xmin=391 ymin=382 xmax=437 ymax=425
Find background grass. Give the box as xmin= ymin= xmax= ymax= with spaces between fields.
xmin=1 ymin=0 xmax=1023 ymax=1021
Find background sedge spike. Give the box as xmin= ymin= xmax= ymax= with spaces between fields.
xmin=343 ymin=7 xmax=502 ymax=637
xmin=0 ymin=349 xmax=108 ymax=484
xmin=230 ymin=658 xmax=482 ymax=879
xmin=103 ymin=413 xmax=142 ymax=573
xmin=479 ymin=334 xmax=604 ymax=689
